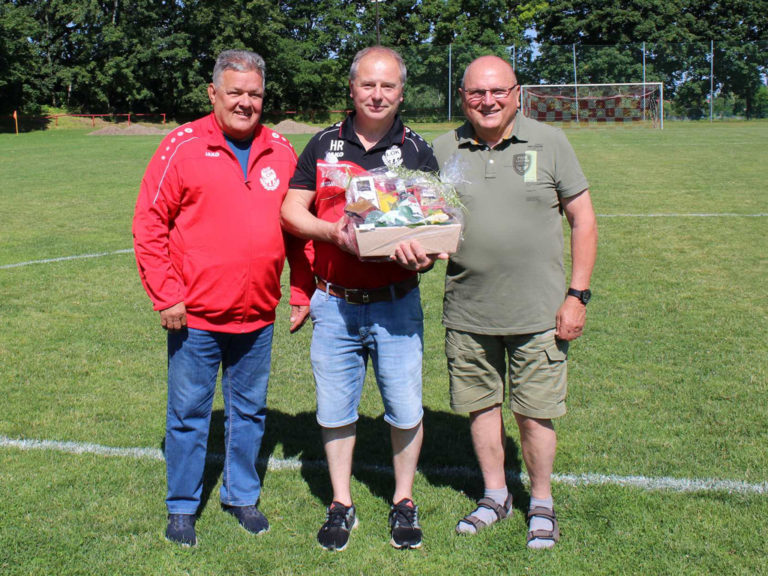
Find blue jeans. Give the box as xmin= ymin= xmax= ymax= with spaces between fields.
xmin=165 ymin=325 xmax=273 ymax=514
xmin=309 ymin=285 xmax=424 ymax=429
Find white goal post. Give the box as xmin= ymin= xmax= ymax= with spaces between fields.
xmin=520 ymin=82 xmax=664 ymax=128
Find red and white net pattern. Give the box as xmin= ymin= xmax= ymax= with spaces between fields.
xmin=522 ymin=85 xmax=660 ymax=124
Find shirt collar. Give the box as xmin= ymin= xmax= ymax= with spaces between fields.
xmin=205 ymin=112 xmax=267 ymax=149
xmin=455 ymin=112 xmax=530 ymax=149
xmin=340 ymin=111 xmax=406 ymax=151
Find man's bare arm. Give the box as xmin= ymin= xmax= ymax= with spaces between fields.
xmin=281 ymin=188 xmax=356 ymax=253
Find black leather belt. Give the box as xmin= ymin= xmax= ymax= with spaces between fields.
xmin=316 ymin=276 xmax=419 ymax=305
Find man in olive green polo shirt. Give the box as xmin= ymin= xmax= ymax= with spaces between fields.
xmin=432 ymin=55 xmax=597 ymax=549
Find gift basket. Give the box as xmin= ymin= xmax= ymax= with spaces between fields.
xmin=340 ymin=165 xmax=464 ymax=258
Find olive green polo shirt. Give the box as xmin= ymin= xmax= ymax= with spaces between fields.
xmin=433 ymin=114 xmax=589 ymax=335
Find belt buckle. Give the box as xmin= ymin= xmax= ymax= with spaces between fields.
xmin=344 ymin=289 xmax=369 ymax=304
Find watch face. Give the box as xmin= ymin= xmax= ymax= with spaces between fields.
xmin=569 ymin=288 xmax=591 ymax=305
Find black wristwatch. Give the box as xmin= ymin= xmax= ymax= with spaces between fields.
xmin=567 ymin=288 xmax=592 ymax=306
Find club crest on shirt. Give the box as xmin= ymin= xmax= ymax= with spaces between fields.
xmin=383 ymin=146 xmax=403 ymax=168
xmin=260 ymin=167 xmax=280 ymax=191
xmin=513 ymin=153 xmax=531 ymax=176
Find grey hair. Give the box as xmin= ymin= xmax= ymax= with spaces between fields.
xmin=213 ymin=50 xmax=266 ymax=88
xmin=349 ymin=46 xmax=407 ymax=86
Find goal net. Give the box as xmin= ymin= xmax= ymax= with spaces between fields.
xmin=520 ymin=82 xmax=664 ymax=128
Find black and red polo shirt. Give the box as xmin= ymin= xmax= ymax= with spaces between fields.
xmin=289 ymin=112 xmax=439 ymax=289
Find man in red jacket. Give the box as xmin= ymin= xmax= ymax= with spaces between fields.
xmin=133 ymin=50 xmax=313 ymax=547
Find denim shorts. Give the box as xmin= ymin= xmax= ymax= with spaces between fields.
xmin=445 ymin=328 xmax=568 ymax=419
xmin=309 ymin=284 xmax=424 ymax=429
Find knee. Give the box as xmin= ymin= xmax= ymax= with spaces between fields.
xmin=515 ymin=413 xmax=554 ymax=431
xmin=168 ymin=386 xmax=213 ymax=422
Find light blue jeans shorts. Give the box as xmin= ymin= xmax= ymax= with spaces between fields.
xmin=309 ymin=284 xmax=424 ymax=429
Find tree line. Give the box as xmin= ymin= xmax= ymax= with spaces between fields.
xmin=1 ymin=0 xmax=766 ymax=121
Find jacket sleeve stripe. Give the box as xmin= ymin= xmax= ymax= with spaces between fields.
xmin=152 ymin=137 xmax=199 ymax=205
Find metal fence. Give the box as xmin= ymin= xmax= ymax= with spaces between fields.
xmin=395 ymin=41 xmax=768 ymax=122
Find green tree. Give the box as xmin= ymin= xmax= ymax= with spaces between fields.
xmin=532 ymin=0 xmax=768 ymax=119
xmin=532 ymin=0 xmax=696 ymax=84
xmin=7 ymin=0 xmax=194 ymax=114
xmin=751 ymin=85 xmax=768 ymax=118
xmin=399 ymin=0 xmax=537 ymax=117
xmin=176 ymin=0 xmax=359 ymax=119
xmin=267 ymin=0 xmax=360 ymax=119
xmin=704 ymin=0 xmax=768 ymax=118
xmin=0 ymin=1 xmax=42 ymax=114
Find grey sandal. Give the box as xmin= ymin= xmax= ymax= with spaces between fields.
xmin=456 ymin=494 xmax=514 ymax=534
xmin=526 ymin=506 xmax=560 ymax=546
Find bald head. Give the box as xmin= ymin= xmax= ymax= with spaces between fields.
xmin=462 ymin=55 xmax=517 ymax=89
xmin=459 ymin=55 xmax=520 ymax=146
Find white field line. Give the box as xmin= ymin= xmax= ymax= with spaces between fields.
xmin=1 ymin=212 xmax=766 ymax=270
xmin=2 ymin=436 xmax=766 ymax=496
xmin=0 ymin=248 xmax=134 ymax=270
xmin=597 ymin=213 xmax=768 ymax=218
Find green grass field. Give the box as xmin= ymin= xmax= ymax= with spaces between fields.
xmin=1 ymin=121 xmax=767 ymax=575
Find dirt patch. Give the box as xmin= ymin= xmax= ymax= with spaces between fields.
xmin=87 ymin=119 xmax=320 ymax=136
xmin=269 ymin=119 xmax=322 ymax=134
xmin=89 ymin=124 xmax=172 ymax=136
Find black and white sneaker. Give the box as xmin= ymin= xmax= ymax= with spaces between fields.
xmin=317 ymin=501 xmax=358 ymax=551
xmin=389 ymin=498 xmax=423 ymax=549
xmin=165 ymin=514 xmax=197 ymax=547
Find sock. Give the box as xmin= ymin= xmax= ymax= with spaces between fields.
xmin=527 ymin=496 xmax=555 ymax=549
xmin=456 ymin=487 xmax=509 ymax=534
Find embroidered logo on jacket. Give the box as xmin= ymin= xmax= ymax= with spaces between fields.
xmin=383 ymin=146 xmax=403 ymax=168
xmin=260 ymin=167 xmax=280 ymax=190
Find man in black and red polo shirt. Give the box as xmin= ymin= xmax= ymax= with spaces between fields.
xmin=281 ymin=46 xmax=438 ymax=552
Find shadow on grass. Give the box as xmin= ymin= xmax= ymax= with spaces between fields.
xmin=185 ymin=406 xmax=526 ymax=516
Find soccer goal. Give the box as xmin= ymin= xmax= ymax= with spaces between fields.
xmin=520 ymin=82 xmax=664 ymax=128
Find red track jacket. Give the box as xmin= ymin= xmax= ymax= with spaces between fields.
xmin=133 ymin=113 xmax=314 ymax=333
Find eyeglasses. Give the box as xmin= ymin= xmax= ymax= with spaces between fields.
xmin=463 ymin=84 xmax=519 ymax=103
